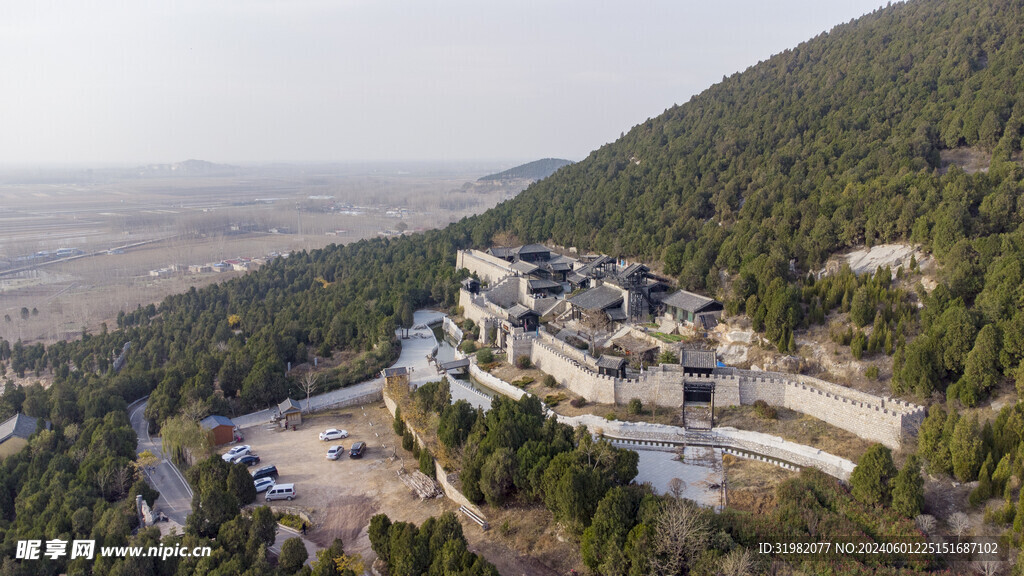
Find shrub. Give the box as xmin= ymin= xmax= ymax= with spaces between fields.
xmin=510 ymin=376 xmax=535 ymax=388
xmin=627 ymin=398 xmax=643 ymax=415
xmin=516 ymin=355 xmax=532 ymax=369
xmin=460 ymin=340 xmax=477 ymax=354
xmin=605 ymin=412 xmax=617 ymax=421
xmin=570 ymin=397 xmax=586 ymax=408
xmin=753 ymin=399 xmax=777 ymax=420
xmin=476 ymin=348 xmax=494 ymax=364
xmin=402 ymin=429 xmax=414 ymax=452
xmin=543 ymin=374 xmax=557 ymax=388
xmin=393 ymin=407 xmax=405 ymax=436
xmin=543 ymin=394 xmax=566 ymax=407
xmin=865 ymin=365 xmax=880 ymax=380
xmin=419 ymin=448 xmax=435 ymax=478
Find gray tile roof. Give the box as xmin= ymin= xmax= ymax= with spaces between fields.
xmin=567 ymin=272 xmax=588 ymax=285
xmin=382 ymin=367 xmax=410 ymax=378
xmin=515 ymin=244 xmax=551 ymax=256
xmin=681 ymin=349 xmax=717 ymax=370
xmin=528 ymin=279 xmax=561 ymax=291
xmin=612 ymin=335 xmax=659 ymax=355
xmin=596 ymin=355 xmax=628 ymax=370
xmin=511 ymin=261 xmax=540 ymax=275
xmin=661 ymin=290 xmax=722 ymax=313
xmin=200 ymin=415 xmax=235 ymax=430
xmin=507 ymin=304 xmax=538 ymax=319
xmin=567 ymin=285 xmax=623 ymax=311
xmin=619 ymin=263 xmax=649 ymax=278
xmin=487 ymin=247 xmax=515 ymax=259
xmin=278 ymin=398 xmax=302 ymax=414
xmin=606 ymin=307 xmax=628 ymax=322
xmin=0 ymin=413 xmax=39 ymax=444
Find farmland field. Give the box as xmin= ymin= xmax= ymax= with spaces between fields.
xmin=0 ymin=161 xmax=529 ymax=347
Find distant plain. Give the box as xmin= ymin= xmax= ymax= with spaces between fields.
xmin=0 ymin=162 xmax=529 ymax=347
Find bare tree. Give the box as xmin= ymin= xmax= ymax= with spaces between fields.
xmin=668 ymin=477 xmax=687 ymax=500
xmin=949 ymin=512 xmax=971 ymax=543
xmin=301 ymin=371 xmax=320 ymax=412
xmin=180 ymin=399 xmax=207 ymax=422
xmin=650 ymin=499 xmax=710 ymax=575
xmin=112 ymin=465 xmax=136 ymax=499
xmin=719 ymin=548 xmax=755 ymax=576
xmin=915 ymin=514 xmax=936 ymax=534
xmin=974 ymin=561 xmax=1002 ymax=576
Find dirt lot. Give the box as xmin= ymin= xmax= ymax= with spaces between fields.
xmin=238 ymin=402 xmax=566 ymax=575
xmin=238 ymin=404 xmax=454 ymax=560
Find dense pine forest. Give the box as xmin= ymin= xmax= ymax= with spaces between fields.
xmin=4 ymin=0 xmax=1024 ymax=573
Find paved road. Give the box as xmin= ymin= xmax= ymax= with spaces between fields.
xmin=129 ymin=398 xmax=194 ymax=525
xmin=269 ymin=525 xmax=319 ymax=567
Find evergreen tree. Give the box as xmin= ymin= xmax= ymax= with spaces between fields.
xmin=850 ymin=444 xmax=897 ymax=506
xmin=891 ymin=455 xmax=925 ymax=518
xmin=951 ymin=415 xmax=984 ymax=482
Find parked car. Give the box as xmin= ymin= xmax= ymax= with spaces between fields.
xmin=265 ymin=483 xmax=296 ymax=501
xmin=319 ymin=428 xmax=349 ymax=441
xmin=222 ymin=445 xmax=251 ymax=462
xmin=326 ymin=445 xmax=344 ymax=460
xmin=350 ymin=441 xmax=366 ymax=458
xmin=236 ymin=454 xmax=261 ymax=466
xmin=251 ymin=465 xmax=279 ymax=481
xmin=254 ymin=477 xmax=276 ymax=493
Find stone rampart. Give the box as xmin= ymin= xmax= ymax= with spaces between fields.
xmin=456 ymin=250 xmax=513 ymax=285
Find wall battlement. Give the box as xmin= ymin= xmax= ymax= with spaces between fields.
xmin=462 ymin=281 xmax=923 ymax=450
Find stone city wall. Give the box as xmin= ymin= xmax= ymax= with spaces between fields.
xmin=456 ymin=249 xmax=513 ymax=286
xmin=526 ymin=334 xmax=921 ymax=448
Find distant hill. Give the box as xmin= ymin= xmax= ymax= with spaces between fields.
xmin=477 ymin=158 xmax=573 ymax=182
xmin=134 ymin=159 xmax=242 ymax=178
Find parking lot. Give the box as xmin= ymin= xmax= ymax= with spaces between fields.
xmin=234 ymin=403 xmax=455 ymax=559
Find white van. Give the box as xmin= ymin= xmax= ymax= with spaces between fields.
xmin=265 ymin=483 xmax=296 ymax=501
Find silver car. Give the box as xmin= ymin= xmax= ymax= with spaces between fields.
xmin=254 ymin=477 xmax=275 ymax=493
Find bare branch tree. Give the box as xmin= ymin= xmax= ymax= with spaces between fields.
xmin=650 ymin=499 xmax=710 ymax=575
xmin=180 ymin=399 xmax=207 ymax=422
xmin=975 ymin=560 xmax=1002 ymax=576
xmin=949 ymin=512 xmax=971 ymax=543
xmin=112 ymin=465 xmax=136 ymax=499
xmin=915 ymin=514 xmax=936 ymax=534
xmin=301 ymin=371 xmax=320 ymax=412
xmin=719 ymin=548 xmax=755 ymax=576
xmin=668 ymin=478 xmax=687 ymax=500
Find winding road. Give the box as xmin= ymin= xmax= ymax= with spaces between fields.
xmin=128 ymin=397 xmax=194 ymax=525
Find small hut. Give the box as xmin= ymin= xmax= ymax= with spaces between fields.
xmin=200 ymin=415 xmax=236 ymax=446
xmin=596 ymin=355 xmax=628 ymax=379
xmin=278 ymin=398 xmax=303 ymax=428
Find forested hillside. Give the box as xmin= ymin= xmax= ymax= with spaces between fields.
xmin=477 ymin=158 xmax=573 ymax=182
xmin=4 ymin=0 xmax=1024 ymax=573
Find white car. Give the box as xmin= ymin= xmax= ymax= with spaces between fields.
xmin=319 ymin=429 xmax=348 ymax=441
xmin=326 ymin=445 xmax=344 ymax=460
xmin=253 ymin=477 xmax=275 ymax=493
xmin=222 ymin=445 xmax=251 ymax=462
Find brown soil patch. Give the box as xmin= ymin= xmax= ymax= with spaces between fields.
xmin=723 ymin=454 xmax=791 ymax=514
xmin=716 ymin=405 xmax=874 ymax=463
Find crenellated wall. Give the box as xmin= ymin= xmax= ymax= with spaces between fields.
xmin=459 ymin=276 xmax=925 ymax=450
xmin=456 ymin=249 xmax=514 ymax=285
xmin=525 ymin=333 xmax=923 ymax=449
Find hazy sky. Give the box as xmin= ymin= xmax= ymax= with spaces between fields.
xmin=1 ymin=1 xmax=893 ymax=165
